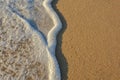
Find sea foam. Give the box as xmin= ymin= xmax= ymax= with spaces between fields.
xmin=44 ymin=0 xmax=62 ymax=80
xmin=0 ymin=0 xmax=62 ymax=80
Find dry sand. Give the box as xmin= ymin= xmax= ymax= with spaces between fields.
xmin=55 ymin=0 xmax=120 ymax=80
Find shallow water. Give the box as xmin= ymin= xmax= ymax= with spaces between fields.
xmin=0 ymin=0 xmax=61 ymax=80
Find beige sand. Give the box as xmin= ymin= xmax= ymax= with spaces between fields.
xmin=55 ymin=0 xmax=120 ymax=80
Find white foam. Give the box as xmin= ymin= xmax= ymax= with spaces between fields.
xmin=0 ymin=0 xmax=62 ymax=80
xmin=43 ymin=0 xmax=62 ymax=80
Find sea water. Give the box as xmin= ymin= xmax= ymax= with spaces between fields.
xmin=0 ymin=0 xmax=62 ymax=80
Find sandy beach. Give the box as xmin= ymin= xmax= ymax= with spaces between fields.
xmin=55 ymin=0 xmax=120 ymax=80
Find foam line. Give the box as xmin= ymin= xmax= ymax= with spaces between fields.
xmin=43 ymin=0 xmax=62 ymax=80
xmin=43 ymin=0 xmax=62 ymax=54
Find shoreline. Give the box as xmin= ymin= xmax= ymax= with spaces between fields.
xmin=43 ymin=0 xmax=62 ymax=80
xmin=51 ymin=0 xmax=68 ymax=80
xmin=56 ymin=0 xmax=120 ymax=80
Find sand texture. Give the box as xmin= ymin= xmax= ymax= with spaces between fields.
xmin=56 ymin=0 xmax=120 ymax=80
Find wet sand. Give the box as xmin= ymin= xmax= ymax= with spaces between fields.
xmin=55 ymin=0 xmax=120 ymax=80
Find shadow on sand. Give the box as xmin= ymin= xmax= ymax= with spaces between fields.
xmin=52 ymin=0 xmax=68 ymax=80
